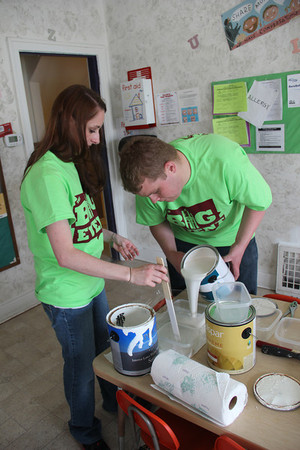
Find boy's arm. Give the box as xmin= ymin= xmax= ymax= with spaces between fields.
xmin=150 ymin=221 xmax=185 ymax=274
xmin=223 ymin=208 xmax=266 ymax=279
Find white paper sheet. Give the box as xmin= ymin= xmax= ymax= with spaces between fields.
xmin=261 ymin=79 xmax=282 ymax=121
xmin=256 ymin=124 xmax=285 ymax=152
xmin=238 ymin=80 xmax=279 ymax=127
xmin=287 ymin=73 xmax=300 ymax=108
xmin=156 ymin=92 xmax=180 ymax=125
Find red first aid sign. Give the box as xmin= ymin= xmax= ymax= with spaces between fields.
xmin=0 ymin=123 xmax=12 ymax=138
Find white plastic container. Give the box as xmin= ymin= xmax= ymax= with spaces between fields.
xmin=212 ymin=282 xmax=252 ymax=323
xmin=156 ymin=299 xmax=206 ymax=357
xmin=173 ymin=299 xmax=206 ymax=328
xmin=157 ymin=322 xmax=206 ymax=357
xmin=275 ymin=317 xmax=300 ymax=351
xmin=156 ymin=299 xmax=206 ymax=329
xmin=256 ymin=309 xmax=282 ymax=340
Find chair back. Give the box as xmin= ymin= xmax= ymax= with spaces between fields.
xmin=214 ymin=435 xmax=245 ymax=450
xmin=116 ymin=390 xmax=180 ymax=450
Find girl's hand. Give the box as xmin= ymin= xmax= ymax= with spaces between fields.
xmin=130 ymin=264 xmax=169 ymax=287
xmin=111 ymin=233 xmax=139 ymax=261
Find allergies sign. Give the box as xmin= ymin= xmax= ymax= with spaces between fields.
xmin=222 ymin=0 xmax=300 ymax=51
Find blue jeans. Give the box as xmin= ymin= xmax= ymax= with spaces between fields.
xmin=167 ymin=237 xmax=258 ymax=295
xmin=42 ymin=289 xmax=117 ymax=445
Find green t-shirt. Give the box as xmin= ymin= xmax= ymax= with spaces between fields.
xmin=20 ymin=151 xmax=104 ymax=307
xmin=136 ymin=134 xmax=272 ymax=247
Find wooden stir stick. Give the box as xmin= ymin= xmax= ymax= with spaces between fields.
xmin=156 ymin=257 xmax=181 ymax=341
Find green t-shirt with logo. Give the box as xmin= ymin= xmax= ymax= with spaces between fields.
xmin=136 ymin=134 xmax=272 ymax=247
xmin=20 ymin=151 xmax=104 ymax=307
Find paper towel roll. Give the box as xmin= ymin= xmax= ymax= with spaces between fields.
xmin=150 ymin=349 xmax=248 ymax=427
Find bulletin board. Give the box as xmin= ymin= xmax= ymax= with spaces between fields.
xmin=211 ymin=70 xmax=300 ymax=154
xmin=0 ymin=158 xmax=20 ymax=271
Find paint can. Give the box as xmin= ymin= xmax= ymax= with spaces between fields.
xmin=205 ymin=303 xmax=256 ymax=374
xmin=106 ymin=303 xmax=159 ymax=376
xmin=181 ymin=245 xmax=235 ymax=301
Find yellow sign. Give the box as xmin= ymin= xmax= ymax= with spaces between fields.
xmin=213 ymin=115 xmax=250 ymax=146
xmin=0 ymin=193 xmax=7 ymax=217
xmin=213 ymin=82 xmax=247 ymax=114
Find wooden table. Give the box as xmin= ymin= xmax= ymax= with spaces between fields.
xmin=93 ymin=294 xmax=300 ymax=450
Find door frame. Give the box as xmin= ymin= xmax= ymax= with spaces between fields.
xmin=7 ymin=37 xmax=128 ymax=240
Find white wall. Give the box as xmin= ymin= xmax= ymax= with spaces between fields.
xmin=0 ymin=0 xmax=299 ymax=322
xmin=0 ymin=0 xmax=127 ymax=322
xmin=102 ymin=0 xmax=300 ymax=289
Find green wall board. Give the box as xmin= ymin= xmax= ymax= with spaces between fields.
xmin=212 ymin=70 xmax=300 ymax=154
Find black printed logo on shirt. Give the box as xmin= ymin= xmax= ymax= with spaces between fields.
xmin=71 ymin=193 xmax=103 ymax=243
xmin=167 ymin=199 xmax=225 ymax=232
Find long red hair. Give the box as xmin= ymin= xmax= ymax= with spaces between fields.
xmin=22 ymin=84 xmax=107 ymax=196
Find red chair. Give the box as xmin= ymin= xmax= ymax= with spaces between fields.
xmin=116 ymin=389 xmax=217 ymax=450
xmin=214 ymin=435 xmax=245 ymax=450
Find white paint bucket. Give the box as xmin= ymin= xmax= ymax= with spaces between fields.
xmin=181 ymin=245 xmax=235 ymax=301
xmin=106 ymin=303 xmax=159 ymax=376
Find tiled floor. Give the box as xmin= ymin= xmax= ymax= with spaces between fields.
xmin=0 ymin=258 xmax=165 ymax=450
xmin=0 ymin=258 xmax=274 ymax=449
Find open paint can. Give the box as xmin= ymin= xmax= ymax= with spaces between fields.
xmin=205 ymin=303 xmax=256 ymax=374
xmin=106 ymin=303 xmax=159 ymax=376
xmin=181 ymin=245 xmax=235 ymax=301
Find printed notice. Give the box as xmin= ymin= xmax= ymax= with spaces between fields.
xmin=178 ymin=88 xmax=200 ymax=124
xmin=213 ymin=116 xmax=250 ymax=146
xmin=213 ymin=82 xmax=247 ymax=114
xmin=256 ymin=125 xmax=284 ymax=152
xmin=262 ymin=78 xmax=282 ymax=121
xmin=156 ymin=92 xmax=180 ymax=125
xmin=238 ymin=80 xmax=279 ymax=128
xmin=287 ymin=73 xmax=300 ymax=108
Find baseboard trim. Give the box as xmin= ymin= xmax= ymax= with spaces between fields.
xmin=0 ymin=290 xmax=39 ymax=324
xmin=257 ymin=270 xmax=276 ymax=291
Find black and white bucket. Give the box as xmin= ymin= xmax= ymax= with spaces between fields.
xmin=181 ymin=245 xmax=235 ymax=301
xmin=106 ymin=303 xmax=159 ymax=376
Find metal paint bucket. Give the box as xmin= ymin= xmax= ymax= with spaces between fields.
xmin=181 ymin=245 xmax=235 ymax=301
xmin=205 ymin=303 xmax=256 ymax=374
xmin=106 ymin=303 xmax=159 ymax=376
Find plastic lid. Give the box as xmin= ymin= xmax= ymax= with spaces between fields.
xmin=254 ymin=373 xmax=300 ymax=411
xmin=252 ymin=297 xmax=277 ymax=317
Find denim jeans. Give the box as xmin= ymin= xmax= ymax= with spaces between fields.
xmin=42 ymin=289 xmax=117 ymax=445
xmin=167 ymin=237 xmax=258 ymax=295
